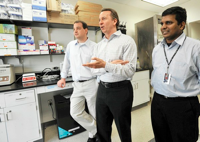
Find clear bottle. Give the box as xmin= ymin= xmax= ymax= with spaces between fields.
xmin=136 ymin=57 xmax=140 ymax=69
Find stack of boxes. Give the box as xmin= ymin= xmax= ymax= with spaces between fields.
xmin=46 ymin=0 xmax=78 ymax=24
xmin=18 ymin=27 xmax=40 ymax=55
xmin=32 ymin=0 xmax=47 ymax=22
xmin=38 ymin=40 xmax=49 ymax=54
xmin=75 ymin=1 xmax=102 ymax=27
xmin=0 ymin=24 xmax=18 ymax=55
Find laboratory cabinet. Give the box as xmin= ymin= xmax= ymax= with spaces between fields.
xmin=131 ymin=70 xmax=150 ymax=107
xmin=0 ymin=89 xmax=42 ymax=142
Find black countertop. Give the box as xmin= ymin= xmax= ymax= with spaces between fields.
xmin=0 ymin=69 xmax=149 ymax=93
xmin=0 ymin=77 xmax=73 ymax=93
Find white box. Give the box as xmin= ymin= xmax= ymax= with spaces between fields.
xmin=40 ymin=49 xmax=49 ymax=54
xmin=18 ymin=43 xmax=35 ymax=50
xmin=0 ymin=48 xmax=17 ymax=55
xmin=39 ymin=44 xmax=48 ymax=50
xmin=32 ymin=0 xmax=46 ymax=10
xmin=0 ymin=41 xmax=17 ymax=49
xmin=8 ymin=11 xmax=23 ymax=20
xmin=32 ymin=9 xmax=47 ymax=22
xmin=21 ymin=3 xmax=32 ymax=21
xmin=18 ymin=49 xmax=40 ymax=55
xmin=0 ymin=34 xmax=16 ymax=41
xmin=18 ymin=35 xmax=34 ymax=44
xmin=21 ymin=27 xmax=32 ymax=36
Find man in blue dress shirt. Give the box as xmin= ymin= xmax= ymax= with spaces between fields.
xmin=151 ymin=6 xmax=200 ymax=142
xmin=57 ymin=21 xmax=99 ymax=142
xmin=83 ymin=8 xmax=137 ymax=142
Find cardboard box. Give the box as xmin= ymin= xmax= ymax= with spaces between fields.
xmin=0 ymin=24 xmax=18 ymax=34
xmin=21 ymin=3 xmax=33 ymax=21
xmin=32 ymin=0 xmax=46 ymax=10
xmin=18 ymin=35 xmax=34 ymax=44
xmin=47 ymin=0 xmax=61 ymax=12
xmin=0 ymin=34 xmax=16 ymax=41
xmin=40 ymin=49 xmax=49 ymax=54
xmin=21 ymin=27 xmax=32 ymax=36
xmin=18 ymin=49 xmax=40 ymax=55
xmin=78 ymin=12 xmax=99 ymax=27
xmin=32 ymin=9 xmax=47 ymax=22
xmin=18 ymin=43 xmax=36 ymax=50
xmin=75 ymin=1 xmax=102 ymax=14
xmin=0 ymin=48 xmax=17 ymax=55
xmin=0 ymin=41 xmax=17 ymax=49
xmin=47 ymin=12 xmax=78 ymax=24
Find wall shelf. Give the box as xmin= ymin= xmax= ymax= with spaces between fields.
xmin=0 ymin=19 xmax=100 ymax=30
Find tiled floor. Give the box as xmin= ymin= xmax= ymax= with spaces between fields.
xmin=45 ymin=101 xmax=200 ymax=142
xmin=45 ymin=102 xmax=154 ymax=142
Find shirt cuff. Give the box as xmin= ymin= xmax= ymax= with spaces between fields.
xmin=105 ymin=62 xmax=114 ymax=72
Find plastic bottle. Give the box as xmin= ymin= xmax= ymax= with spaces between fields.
xmin=136 ymin=57 xmax=140 ymax=69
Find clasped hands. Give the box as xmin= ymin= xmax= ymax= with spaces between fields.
xmin=82 ymin=57 xmax=129 ymax=69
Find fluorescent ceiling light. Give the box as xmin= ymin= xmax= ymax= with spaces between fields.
xmin=142 ymin=0 xmax=178 ymax=7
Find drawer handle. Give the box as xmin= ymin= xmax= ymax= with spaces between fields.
xmin=16 ymin=97 xmax=27 ymax=100
xmin=0 ymin=113 xmax=4 ymax=122
xmin=6 ymin=111 xmax=12 ymax=121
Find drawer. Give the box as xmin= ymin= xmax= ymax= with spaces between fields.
xmin=4 ymin=89 xmax=35 ymax=107
xmin=0 ymin=94 xmax=5 ymax=108
xmin=132 ymin=70 xmax=149 ymax=81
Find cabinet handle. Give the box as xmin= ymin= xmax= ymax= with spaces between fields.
xmin=6 ymin=111 xmax=12 ymax=121
xmin=0 ymin=113 xmax=4 ymax=122
xmin=16 ymin=97 xmax=27 ymax=100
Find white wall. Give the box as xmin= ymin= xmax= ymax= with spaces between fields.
xmin=3 ymin=0 xmax=157 ymax=74
xmin=188 ymin=22 xmax=200 ymax=40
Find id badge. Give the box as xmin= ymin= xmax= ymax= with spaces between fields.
xmin=163 ymin=73 xmax=171 ymax=84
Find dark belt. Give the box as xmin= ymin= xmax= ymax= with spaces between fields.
xmin=100 ymin=80 xmax=129 ymax=88
xmin=155 ymin=92 xmax=196 ymax=100
xmin=78 ymin=80 xmax=88 ymax=82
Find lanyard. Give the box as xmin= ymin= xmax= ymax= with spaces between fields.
xmin=163 ymin=36 xmax=187 ymax=73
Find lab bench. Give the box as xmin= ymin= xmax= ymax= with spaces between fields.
xmin=0 ymin=70 xmax=150 ymax=142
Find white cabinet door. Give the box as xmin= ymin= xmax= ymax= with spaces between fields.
xmin=5 ymin=103 xmax=40 ymax=142
xmin=0 ymin=109 xmax=7 ymax=142
xmin=132 ymin=79 xmax=150 ymax=107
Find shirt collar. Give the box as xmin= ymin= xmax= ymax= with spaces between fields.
xmin=103 ymin=30 xmax=122 ymax=41
xmin=161 ymin=32 xmax=186 ymax=48
xmin=75 ymin=38 xmax=90 ymax=46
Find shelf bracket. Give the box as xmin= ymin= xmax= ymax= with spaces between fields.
xmin=0 ymin=57 xmax=5 ymax=64
xmin=95 ymin=27 xmax=101 ymax=35
xmin=50 ymin=55 xmax=53 ymax=62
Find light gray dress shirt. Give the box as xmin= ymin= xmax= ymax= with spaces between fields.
xmin=151 ymin=33 xmax=200 ymax=97
xmin=61 ymin=39 xmax=96 ymax=82
xmin=92 ymin=30 xmax=137 ymax=82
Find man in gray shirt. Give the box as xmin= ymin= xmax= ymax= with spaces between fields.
xmin=83 ymin=8 xmax=137 ymax=142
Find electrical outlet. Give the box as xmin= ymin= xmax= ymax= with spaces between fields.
xmin=47 ymin=99 xmax=53 ymax=106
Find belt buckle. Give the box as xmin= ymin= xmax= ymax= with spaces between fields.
xmin=164 ymin=96 xmax=168 ymax=99
xmin=104 ymin=83 xmax=109 ymax=88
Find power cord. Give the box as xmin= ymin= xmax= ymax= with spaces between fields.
xmin=48 ymin=101 xmax=56 ymax=120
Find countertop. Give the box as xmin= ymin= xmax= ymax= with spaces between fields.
xmin=0 ymin=69 xmax=149 ymax=93
xmin=0 ymin=77 xmax=73 ymax=93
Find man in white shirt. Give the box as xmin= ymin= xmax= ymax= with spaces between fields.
xmin=57 ymin=21 xmax=99 ymax=142
xmin=83 ymin=8 xmax=137 ymax=142
xmin=151 ymin=6 xmax=200 ymax=142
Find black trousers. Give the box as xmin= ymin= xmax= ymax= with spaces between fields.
xmin=151 ymin=92 xmax=199 ymax=142
xmin=96 ymin=81 xmax=133 ymax=142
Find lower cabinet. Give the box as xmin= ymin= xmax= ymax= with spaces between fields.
xmin=0 ymin=109 xmax=7 ymax=142
xmin=131 ymin=70 xmax=150 ymax=107
xmin=0 ymin=89 xmax=41 ymax=142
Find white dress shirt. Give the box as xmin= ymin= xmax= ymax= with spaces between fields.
xmin=61 ymin=39 xmax=96 ymax=82
xmin=92 ymin=30 xmax=137 ymax=82
xmin=151 ymin=33 xmax=200 ymax=97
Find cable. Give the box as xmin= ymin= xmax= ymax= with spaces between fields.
xmin=50 ymin=104 xmax=56 ymax=120
xmin=15 ymin=75 xmax=22 ymax=83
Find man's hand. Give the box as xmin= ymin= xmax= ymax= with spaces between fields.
xmin=111 ymin=60 xmax=129 ymax=65
xmin=57 ymin=78 xmax=66 ymax=88
xmin=83 ymin=57 xmax=106 ymax=68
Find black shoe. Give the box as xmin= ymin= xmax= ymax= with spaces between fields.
xmin=95 ymin=134 xmax=101 ymax=142
xmin=87 ymin=137 xmax=96 ymax=142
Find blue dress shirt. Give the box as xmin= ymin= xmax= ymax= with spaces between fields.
xmin=151 ymin=33 xmax=200 ymax=97
xmin=61 ymin=39 xmax=96 ymax=82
